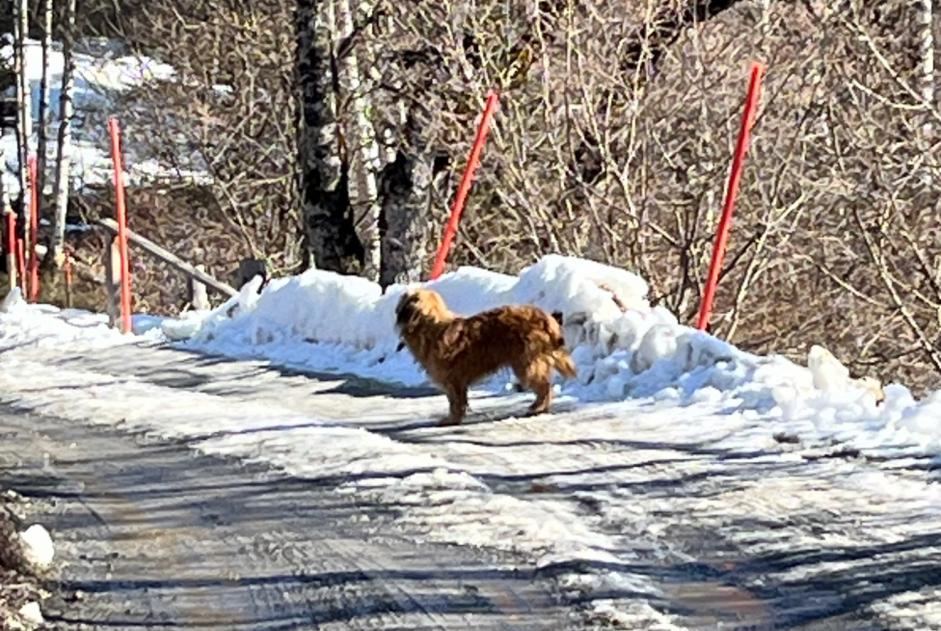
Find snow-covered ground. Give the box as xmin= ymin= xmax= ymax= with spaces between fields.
xmin=1 ymin=256 xmax=940 ymax=626
xmin=154 ymin=255 xmax=940 ymax=458
xmin=1 ymin=34 xmax=203 ymax=197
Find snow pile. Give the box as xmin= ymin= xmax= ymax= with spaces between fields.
xmin=0 ymin=287 xmax=148 ymax=351
xmin=16 ymin=602 xmax=44 ymax=627
xmin=167 ymin=254 xmax=783 ymax=403
xmin=159 ymin=254 xmax=941 ymax=455
xmin=17 ymin=525 xmax=53 ymax=570
xmin=1 ymin=35 xmax=201 ymax=196
xmin=173 ymin=254 xmax=737 ymax=398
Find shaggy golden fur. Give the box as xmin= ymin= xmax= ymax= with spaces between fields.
xmin=395 ymin=289 xmax=577 ymax=426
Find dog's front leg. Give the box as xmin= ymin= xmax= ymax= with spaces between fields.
xmin=440 ymin=384 xmax=468 ymax=426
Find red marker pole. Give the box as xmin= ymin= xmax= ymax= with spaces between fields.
xmin=4 ymin=210 xmax=15 ymax=291
xmin=430 ymin=91 xmax=499 ymax=280
xmin=16 ymin=239 xmax=26 ymax=293
xmin=63 ymin=250 xmax=74 ymax=308
xmin=108 ymin=117 xmax=133 ymax=334
xmin=696 ymin=62 xmax=764 ymax=332
xmin=27 ymin=156 xmax=40 ymax=302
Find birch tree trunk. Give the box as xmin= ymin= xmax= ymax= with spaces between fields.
xmin=295 ymin=0 xmax=365 ymax=275
xmin=0 ymin=148 xmax=14 ymax=289
xmin=378 ymin=109 xmax=432 ymax=288
xmin=36 ymin=0 xmax=53 ymax=202
xmin=50 ymin=0 xmax=77 ymax=269
xmin=919 ymin=0 xmax=935 ymax=138
xmin=335 ymin=0 xmax=381 ymax=282
xmin=13 ymin=0 xmax=31 ymax=226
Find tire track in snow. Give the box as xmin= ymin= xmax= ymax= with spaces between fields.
xmin=0 ymin=406 xmax=573 ymax=630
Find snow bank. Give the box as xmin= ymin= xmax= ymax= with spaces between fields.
xmin=161 ymin=254 xmax=941 ymax=456
xmin=0 ymin=287 xmax=150 ymax=350
xmin=173 ymin=255 xmax=735 ymax=395
xmin=168 ymin=254 xmax=774 ymax=401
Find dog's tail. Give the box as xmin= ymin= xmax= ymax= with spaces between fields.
xmin=551 ymin=349 xmax=577 ymax=380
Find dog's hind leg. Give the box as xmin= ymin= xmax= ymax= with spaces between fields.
xmin=511 ymin=362 xmax=530 ymax=392
xmin=523 ymin=358 xmax=553 ymax=415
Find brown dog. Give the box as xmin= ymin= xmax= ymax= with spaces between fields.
xmin=395 ymin=289 xmax=577 ymax=426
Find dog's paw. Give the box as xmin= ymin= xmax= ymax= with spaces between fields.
xmin=438 ymin=416 xmax=463 ymax=427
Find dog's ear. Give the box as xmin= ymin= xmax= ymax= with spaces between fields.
xmin=395 ymin=292 xmax=419 ymax=328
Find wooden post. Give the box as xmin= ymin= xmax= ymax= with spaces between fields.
xmin=94 ymin=219 xmax=237 ymax=297
xmin=235 ymin=258 xmax=268 ymax=291
xmin=188 ymin=264 xmax=210 ymax=311
xmin=103 ymin=236 xmax=122 ymax=327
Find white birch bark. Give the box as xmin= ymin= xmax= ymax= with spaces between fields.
xmin=378 ymin=108 xmax=432 ymax=288
xmin=51 ymin=0 xmax=77 ymax=268
xmin=335 ymin=0 xmax=381 ymax=282
xmin=37 ymin=0 xmax=53 ymax=199
xmin=13 ymin=0 xmax=32 ymax=224
xmin=296 ymin=0 xmax=365 ymax=274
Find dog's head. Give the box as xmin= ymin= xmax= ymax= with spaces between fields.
xmin=395 ymin=289 xmax=451 ymax=331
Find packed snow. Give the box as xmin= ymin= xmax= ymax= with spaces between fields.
xmin=1 ymin=255 xmax=940 ymax=627
xmin=1 ymin=34 xmax=203 ymax=197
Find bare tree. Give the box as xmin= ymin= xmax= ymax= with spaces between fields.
xmin=378 ymin=107 xmax=433 ymax=287
xmin=50 ymin=0 xmax=77 ymax=269
xmin=336 ymin=0 xmax=383 ymax=281
xmin=13 ymin=0 xmax=31 ymax=224
xmin=36 ymin=0 xmax=54 ymax=202
xmin=295 ymin=0 xmax=366 ymax=275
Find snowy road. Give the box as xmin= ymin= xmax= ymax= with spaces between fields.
xmin=0 ymin=407 xmax=571 ymax=629
xmin=1 ymin=337 xmax=941 ymax=628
